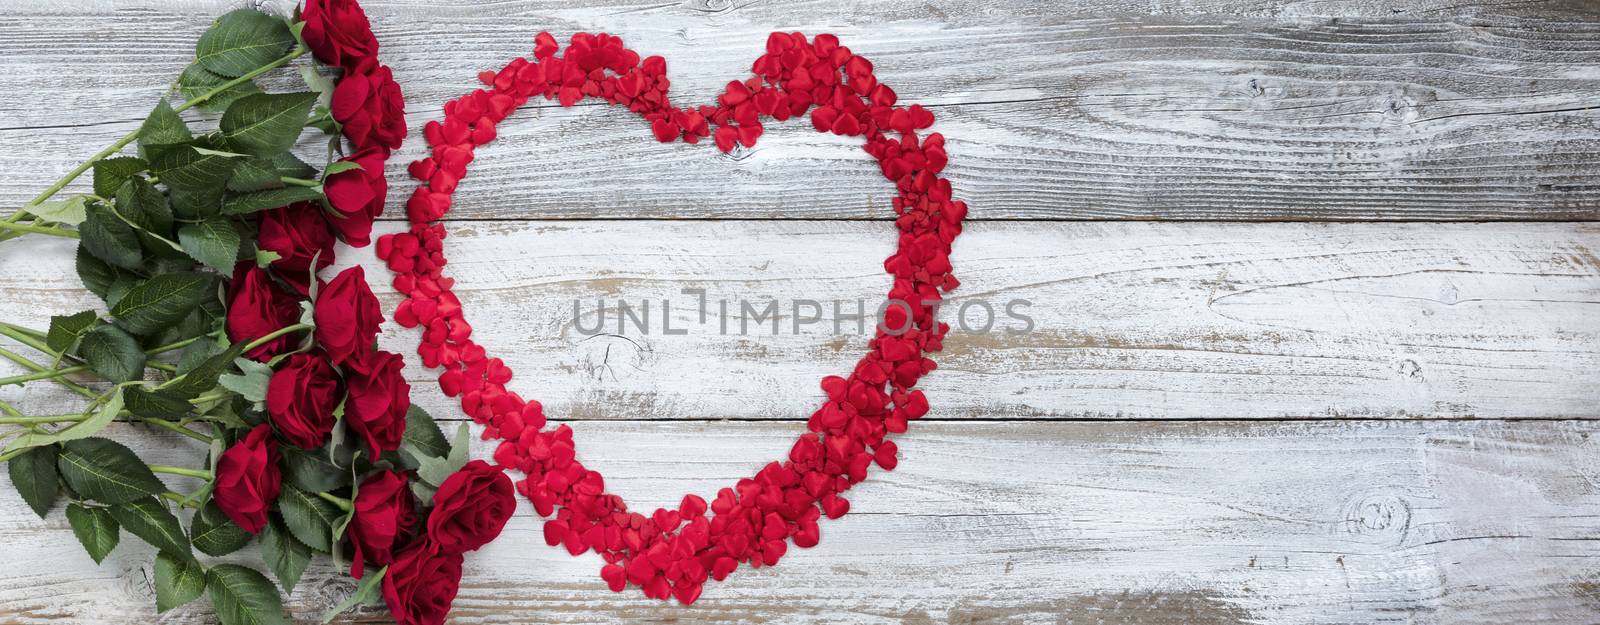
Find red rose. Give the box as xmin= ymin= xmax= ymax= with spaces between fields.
xmin=323 ymin=147 xmax=389 ymax=247
xmin=213 ymin=424 xmax=282 ymax=534
xmin=427 ymin=460 xmax=515 ymax=553
xmin=313 ymin=266 xmax=383 ymax=365
xmin=265 ymin=351 xmax=342 ymax=449
xmin=257 ymin=202 xmax=335 ymax=295
xmin=332 ymin=62 xmax=406 ymax=152
xmin=348 ymin=470 xmax=416 ymax=578
xmin=382 ymin=540 xmax=463 ymax=625
xmin=344 ymin=349 xmax=410 ymax=455
xmin=300 ymin=0 xmax=378 ymax=69
xmin=226 ymin=263 xmax=302 ymax=361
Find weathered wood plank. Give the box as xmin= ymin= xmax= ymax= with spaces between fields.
xmin=2 ymin=221 xmax=1596 ymax=420
xmin=1 ymin=1 xmax=1598 ymax=219
xmin=0 ymin=419 xmax=1594 ymax=624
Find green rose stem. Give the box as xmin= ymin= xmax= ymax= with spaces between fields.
xmin=0 ymin=346 xmax=97 ymax=396
xmin=0 ymin=323 xmax=176 ymax=373
xmin=0 ymin=45 xmax=311 ymax=241
xmin=0 ymin=347 xmax=211 ymax=444
xmin=0 ymin=412 xmax=89 ymax=425
xmin=280 ymin=176 xmax=320 ymax=188
xmin=149 ymin=465 xmax=211 ymax=480
xmin=159 ymin=491 xmax=205 ymax=509
xmin=0 ymin=324 xmax=212 ymax=387
xmin=0 ymin=324 xmax=311 ymax=444
xmin=150 ymin=466 xmax=213 ymax=509
xmin=318 ymin=491 xmax=353 ymax=512
xmin=0 ymin=221 xmax=77 ymax=238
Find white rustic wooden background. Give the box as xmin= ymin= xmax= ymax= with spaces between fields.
xmin=1 ymin=0 xmax=1599 ymax=623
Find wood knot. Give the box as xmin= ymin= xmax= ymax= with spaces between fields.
xmin=1341 ymin=492 xmax=1412 ymax=545
xmin=684 ymin=0 xmax=741 ymax=14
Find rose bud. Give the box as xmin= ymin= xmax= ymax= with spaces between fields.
xmin=323 ymin=147 xmax=389 ymax=247
xmin=300 ymin=0 xmax=378 ymax=69
xmin=313 ymin=266 xmax=384 ymax=365
xmin=382 ymin=540 xmax=463 ymax=625
xmin=349 ymin=470 xmax=416 ymax=578
xmin=264 ymin=351 xmax=342 ymax=449
xmin=257 ymin=203 xmax=335 ymax=295
xmin=332 ymin=61 xmax=406 ymax=152
xmin=213 ymin=424 xmax=282 ymax=534
xmin=427 ymin=460 xmax=515 ymax=554
xmin=226 ymin=262 xmax=302 ymax=362
xmin=344 ymin=349 xmax=411 ymax=455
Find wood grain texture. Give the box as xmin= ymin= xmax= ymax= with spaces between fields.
xmin=0 ymin=0 xmax=1598 ymax=219
xmin=0 ymin=221 xmax=1596 ymax=421
xmin=2 ymin=1 xmax=1599 ymax=624
xmin=0 ymin=420 xmax=1596 ymax=625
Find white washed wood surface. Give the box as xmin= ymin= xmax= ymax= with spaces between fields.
xmin=0 ymin=420 xmax=1597 ymax=625
xmin=2 ymin=222 xmax=1598 ymax=420
xmin=0 ymin=0 xmax=1598 ymax=219
xmin=2 ymin=0 xmax=1600 ymax=624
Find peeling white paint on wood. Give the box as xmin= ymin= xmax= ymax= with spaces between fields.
xmin=0 ymin=1 xmax=1597 ymax=219
xmin=3 ymin=221 xmax=1596 ymax=421
xmin=0 ymin=420 xmax=1596 ymax=625
xmin=0 ymin=0 xmax=1598 ymax=623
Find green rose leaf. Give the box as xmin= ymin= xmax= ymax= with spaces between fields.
xmin=254 ymin=249 xmax=282 ymax=267
xmin=190 ymin=500 xmax=252 ymax=557
xmin=149 ymin=143 xmax=242 ymax=218
xmin=227 ymin=157 xmax=288 ymax=193
xmin=267 ymin=151 xmax=317 ymax=179
xmin=138 ymin=99 xmax=194 ymax=154
xmin=261 ymin=519 xmax=311 ymax=594
xmin=175 ymin=340 xmax=222 ymax=376
xmin=110 ymin=496 xmax=191 ymax=557
xmin=8 ymin=444 xmax=60 ymax=518
xmin=75 ymin=245 xmax=123 ymax=299
xmin=221 ymin=187 xmax=325 ymax=216
xmin=79 ymin=203 xmax=144 ymax=270
xmin=155 ymin=305 xmax=219 ymax=349
xmin=115 ymin=176 xmax=175 ymax=236
xmin=281 ymin=446 xmax=352 ymax=493
xmin=194 ymin=9 xmax=295 ymax=78
xmin=417 ymin=423 xmax=471 ymax=488
xmin=221 ymin=92 xmax=318 ymax=156
xmin=217 ymin=357 xmax=273 ymax=405
xmin=124 ymin=387 xmax=194 ymax=419
xmin=398 ymin=404 xmax=450 ymax=469
xmin=23 ymin=195 xmax=90 ymax=226
xmin=110 ymin=272 xmax=211 ymax=336
xmin=155 ymin=551 xmax=207 ymax=613
xmin=206 ymin=564 xmax=289 ymax=625
xmin=45 ymin=310 xmax=99 ymax=354
xmin=177 ymin=63 xmax=261 ymax=112
xmin=149 ymin=143 xmax=242 ymax=189
xmin=65 ymin=503 xmax=120 ymax=564
xmin=164 ymin=341 xmax=247 ymax=399
xmin=299 ymin=65 xmax=337 ymax=100
xmin=93 ymin=157 xmax=150 ymax=199
xmin=321 ymin=566 xmax=387 ymax=623
xmin=78 ymin=324 xmax=143 ymax=383
xmin=57 ymin=437 xmax=167 ymax=505
xmin=178 ymin=219 xmax=242 ymax=273
xmin=321 ymin=160 xmax=363 ymax=178
xmin=104 ymin=275 xmax=139 ymax=309
xmin=276 ymin=485 xmax=339 ymax=553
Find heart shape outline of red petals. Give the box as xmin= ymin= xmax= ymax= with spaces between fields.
xmin=376 ymin=31 xmax=965 ymax=604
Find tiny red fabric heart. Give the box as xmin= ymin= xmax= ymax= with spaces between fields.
xmin=376 ymin=31 xmax=967 ymax=604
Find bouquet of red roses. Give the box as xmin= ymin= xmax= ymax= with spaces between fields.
xmin=0 ymin=2 xmax=507 ymax=624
